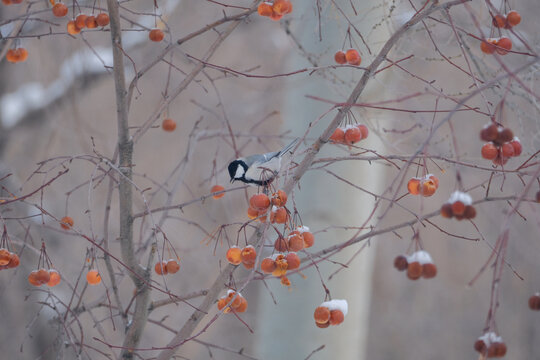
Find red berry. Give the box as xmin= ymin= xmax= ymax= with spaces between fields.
xmin=481 ymin=143 xmax=498 ymax=160
xmin=345 ymin=49 xmax=361 ymax=66
xmin=510 ymin=139 xmax=522 ymax=156
xmin=506 ymin=10 xmax=521 ymax=27
xmin=334 ymin=51 xmax=347 ymax=64
xmin=495 ymin=37 xmax=512 ymax=55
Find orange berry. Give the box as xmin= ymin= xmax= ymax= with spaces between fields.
xmin=67 ymin=20 xmax=81 ymax=35
xmin=7 ymin=253 xmax=19 ymax=268
xmin=17 ymin=48 xmax=28 ymax=62
xmin=393 ymin=255 xmax=408 ymax=271
xmin=451 ymin=201 xmax=465 ymax=216
xmin=217 ymin=297 xmax=228 ymax=311
xmin=235 ymin=296 xmax=248 ymax=312
xmin=60 ymin=216 xmax=74 ymax=230
xmin=85 ymin=15 xmax=98 ymax=29
xmin=250 ymin=193 xmax=270 ymax=211
xmin=419 ymin=179 xmax=437 ymax=197
xmin=345 ymin=49 xmax=361 ymax=65
xmin=240 ymin=246 xmax=257 ymax=265
xmin=162 ymin=118 xmax=176 ymax=132
xmin=501 ymin=142 xmax=514 ymax=158
xmin=285 ymin=252 xmax=300 ymax=270
xmin=86 ymin=270 xmax=101 ymax=285
xmin=47 ymin=269 xmax=61 ymax=287
xmin=75 ymin=14 xmax=87 ymax=29
xmin=492 ymin=14 xmax=506 ymax=28
xmin=357 ymin=124 xmax=369 ymax=139
xmin=329 ymin=128 xmax=345 ymax=143
xmin=271 ymin=190 xmax=287 ymax=207
xmin=272 ymin=0 xmax=291 ymax=15
xmin=247 ymin=206 xmax=259 ymax=220
xmin=280 ymin=276 xmax=291 ymax=286
xmin=464 ymin=205 xmax=476 ymax=219
xmin=303 ymin=231 xmax=315 ymax=248
xmin=274 ymin=236 xmax=289 ymax=252
xmin=529 ymin=294 xmax=540 ymax=310
xmin=407 ymin=178 xmax=420 ymax=195
xmin=6 ymin=49 xmax=17 ymax=63
xmin=149 ymin=28 xmax=165 ymax=42
xmin=329 ymin=309 xmax=345 ymax=325
xmin=344 ymin=127 xmax=362 ymax=144
xmin=334 ymin=51 xmax=347 ymax=64
xmin=440 ymin=203 xmax=453 ymax=218
xmin=96 ymin=13 xmax=110 ymax=26
xmin=36 ymin=268 xmax=51 ymax=284
xmin=272 ymin=255 xmax=288 ymax=277
xmin=495 ymin=37 xmax=512 ymax=55
xmin=257 ymin=2 xmax=273 ymax=17
xmin=211 ymin=185 xmax=225 ymax=199
xmin=226 ymin=247 xmax=242 ymax=265
xmin=422 ymin=263 xmax=437 ymax=278
xmin=52 ymin=3 xmax=68 ymax=17
xmin=506 ymin=10 xmax=521 ymax=27
xmin=0 ymin=249 xmax=10 ymax=266
xmin=510 ymin=139 xmax=522 ymax=156
xmin=270 ymin=207 xmax=288 ymax=224
xmin=480 ymin=123 xmax=499 ymax=141
xmin=288 ymin=234 xmax=304 ymax=252
xmin=166 ymin=259 xmax=180 ymax=274
xmin=406 ymin=261 xmax=422 ymax=280
xmin=314 ymin=306 xmax=331 ymax=324
xmin=260 ymin=257 xmax=276 ymax=273
xmin=480 ymin=38 xmax=497 ymax=55
xmin=481 ymin=142 xmax=498 ymax=160
xmin=154 ymin=261 xmax=168 ymax=275
xmin=28 ymin=270 xmax=41 ymax=287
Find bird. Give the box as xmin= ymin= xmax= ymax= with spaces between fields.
xmin=228 ymin=138 xmax=299 ymax=186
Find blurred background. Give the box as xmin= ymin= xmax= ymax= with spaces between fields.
xmin=0 ymin=0 xmax=539 ymax=359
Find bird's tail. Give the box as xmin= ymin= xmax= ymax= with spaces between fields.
xmin=278 ymin=138 xmax=299 ymax=157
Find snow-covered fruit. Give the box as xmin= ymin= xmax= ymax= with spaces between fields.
xmin=313 ymin=299 xmax=348 ymax=328
xmin=278 ymin=226 xmax=314 ymax=251
xmin=240 ymin=245 xmax=257 ymax=269
xmin=257 ymin=0 xmax=292 ymax=21
xmin=260 ymin=252 xmax=300 ymax=277
xmin=0 ymin=248 xmax=20 ymax=270
xmin=480 ymin=124 xmax=521 ymax=165
xmin=407 ymin=174 xmax=439 ymax=197
xmin=217 ymin=290 xmax=248 ymax=313
xmin=393 ymin=251 xmax=437 ymax=280
xmin=480 ymin=37 xmax=512 ymax=55
xmin=474 ymin=332 xmax=507 ymax=358
xmin=154 ymin=259 xmax=180 ymax=275
xmin=440 ymin=191 xmax=476 ymax=220
xmin=492 ymin=10 xmax=521 ymax=29
xmin=330 ymin=124 xmax=368 ymax=145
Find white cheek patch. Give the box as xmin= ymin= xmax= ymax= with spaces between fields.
xmin=235 ymin=166 xmax=245 ymax=178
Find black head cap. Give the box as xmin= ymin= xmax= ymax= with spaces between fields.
xmin=228 ymin=160 xmax=241 ymax=183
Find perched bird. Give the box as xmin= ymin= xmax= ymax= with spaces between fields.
xmin=228 ymin=138 xmax=298 ymax=186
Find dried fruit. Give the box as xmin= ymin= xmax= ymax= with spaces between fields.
xmin=226 ymin=247 xmax=242 ymax=265
xmin=149 ymin=28 xmax=165 ymax=42
xmin=506 ymin=10 xmax=521 ymax=27
xmin=60 ymin=216 xmax=74 ymax=230
xmin=162 ymin=118 xmax=176 ymax=132
xmin=334 ymin=51 xmax=347 ymax=65
xmin=52 ymin=3 xmax=68 ymax=17
xmin=345 ymin=49 xmax=361 ymax=66
xmin=96 ymin=13 xmax=110 ymax=26
xmin=166 ymin=259 xmax=180 ymax=274
xmin=250 ymin=193 xmax=270 ymax=211
xmin=393 ymin=255 xmax=408 ymax=271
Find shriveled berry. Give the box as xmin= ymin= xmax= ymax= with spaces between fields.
xmin=393 ymin=255 xmax=408 ymax=271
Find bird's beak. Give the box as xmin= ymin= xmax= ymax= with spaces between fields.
xmin=230 ymin=178 xmax=235 ymax=183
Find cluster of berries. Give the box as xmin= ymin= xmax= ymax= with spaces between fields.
xmin=217 ymin=290 xmax=248 ymax=313
xmin=260 ymin=252 xmax=300 ymax=276
xmin=5 ymin=48 xmax=28 ymax=63
xmin=274 ymin=226 xmax=315 ymax=252
xmin=480 ymin=123 xmax=522 ymax=165
xmin=66 ymin=13 xmax=110 ymax=35
xmin=407 ymin=174 xmax=439 ymax=197
xmin=393 ymin=250 xmax=437 ymax=280
xmin=330 ymin=124 xmax=369 ymax=145
xmin=492 ymin=10 xmax=521 ymax=29
xmin=154 ymin=259 xmax=181 ymax=275
xmin=474 ymin=332 xmax=507 ymax=358
xmin=313 ymin=299 xmax=348 ymax=328
xmin=0 ymin=248 xmax=20 ymax=270
xmin=334 ymin=49 xmax=361 ymax=66
xmin=28 ymin=268 xmax=61 ymax=287
xmin=529 ymin=293 xmax=540 ymax=311
xmin=480 ymin=37 xmax=512 ymax=55
xmin=226 ymin=245 xmax=257 ymax=269
xmin=248 ymin=190 xmax=288 ymax=223
xmin=257 ymin=0 xmax=293 ymax=21
xmin=440 ymin=191 xmax=476 ymax=220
